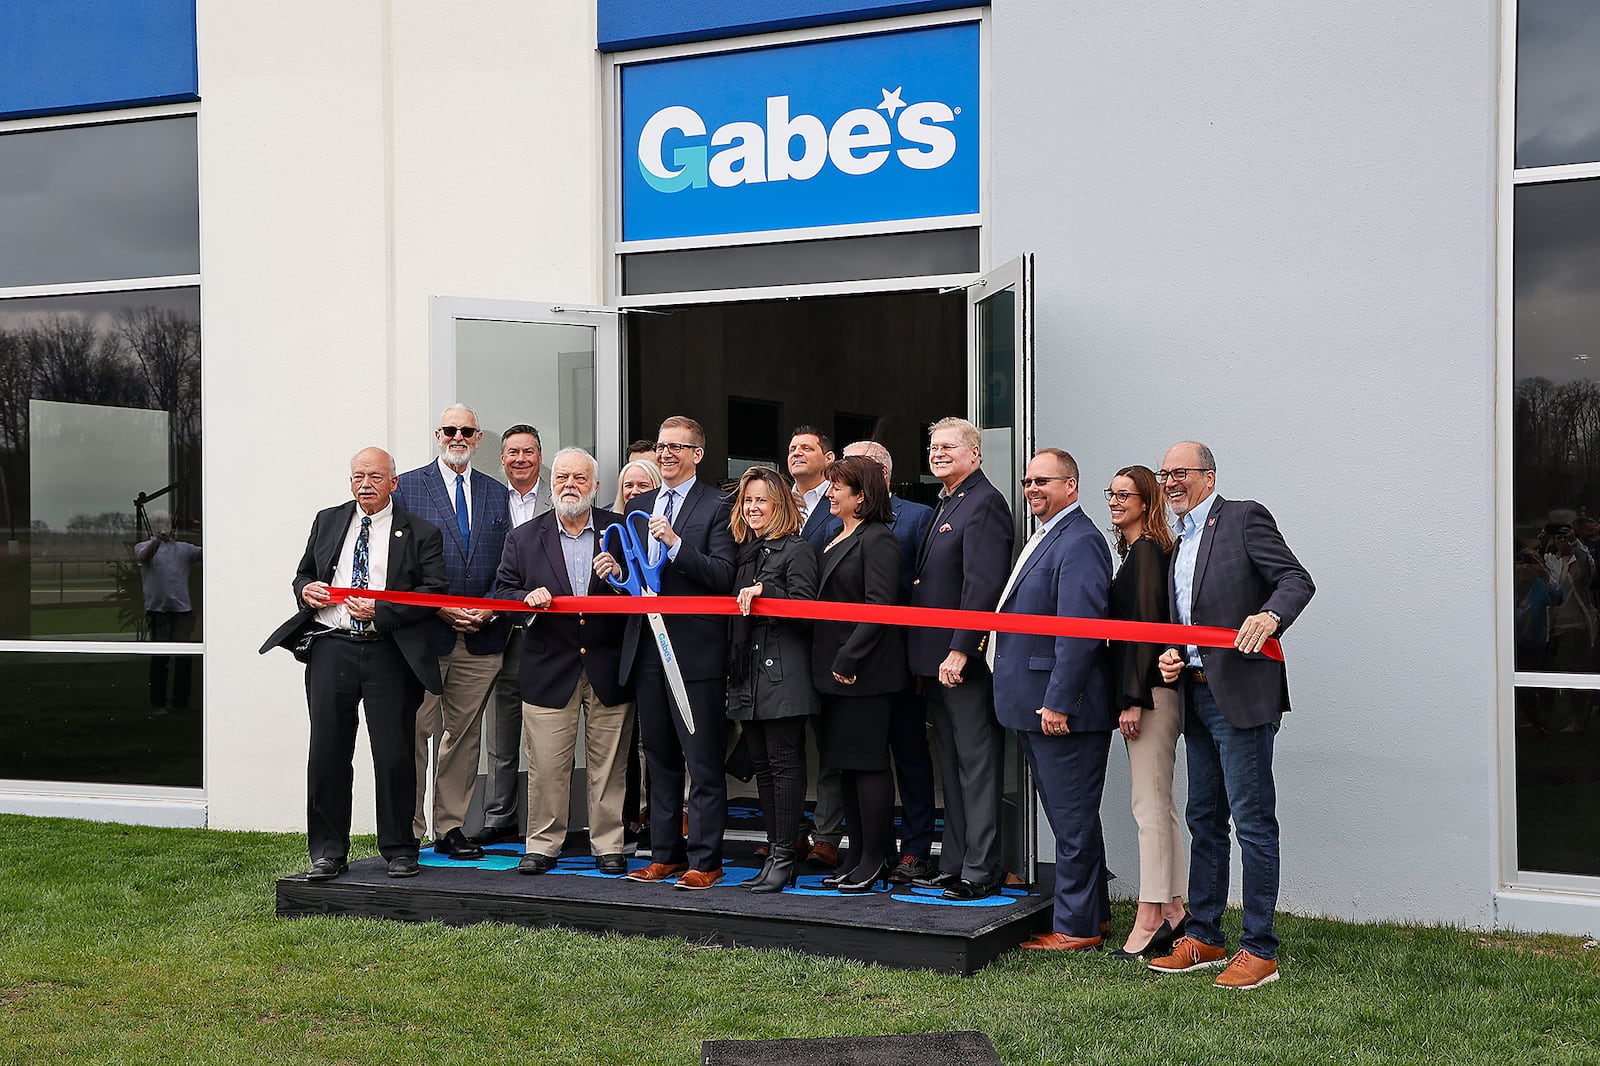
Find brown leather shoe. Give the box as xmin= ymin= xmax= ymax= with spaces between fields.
xmin=1213 ymin=950 xmax=1279 ymax=989
xmin=625 ymin=861 xmax=688 ymax=883
xmin=1019 ymin=932 xmax=1103 ymax=952
xmin=1148 ymin=936 xmax=1229 ymax=974
xmin=808 ymin=841 xmax=840 ymax=868
xmin=674 ymin=868 xmax=724 ymax=890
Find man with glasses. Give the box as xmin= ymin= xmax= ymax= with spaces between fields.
xmin=473 ymin=423 xmax=553 ymax=846
xmin=261 ymin=447 xmax=446 ymax=881
xmin=393 ymin=404 xmax=512 ymax=861
xmin=1148 ymin=441 xmax=1314 ymax=989
xmin=908 ymin=416 xmax=1014 ymax=899
xmin=596 ymin=415 xmax=736 ymax=890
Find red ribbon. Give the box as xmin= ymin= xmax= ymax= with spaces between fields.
xmin=326 ymin=587 xmax=1284 ymax=661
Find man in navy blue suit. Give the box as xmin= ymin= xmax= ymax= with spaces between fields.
xmin=908 ymin=416 xmax=1014 ymax=899
xmin=596 ymin=415 xmax=736 ymax=890
xmin=1148 ymin=441 xmax=1314 ymax=990
xmin=834 ymin=440 xmax=939 ymax=883
xmin=991 ymin=448 xmax=1116 ymax=951
xmin=392 ymin=404 xmax=512 ymax=861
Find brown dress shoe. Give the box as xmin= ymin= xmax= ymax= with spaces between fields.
xmin=1019 ymin=932 xmax=1103 ymax=952
xmin=674 ymin=868 xmax=724 ymax=890
xmin=1213 ymin=950 xmax=1279 ymax=989
xmin=1148 ymin=936 xmax=1229 ymax=974
xmin=807 ymin=842 xmax=840 ymax=868
xmin=625 ymin=861 xmax=688 ymax=883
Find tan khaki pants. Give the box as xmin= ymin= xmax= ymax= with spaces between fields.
xmin=1124 ymin=685 xmax=1188 ymax=902
xmin=523 ymin=669 xmax=635 ymax=858
xmin=412 ymin=635 xmax=502 ymax=839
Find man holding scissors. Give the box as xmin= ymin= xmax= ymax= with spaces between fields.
xmin=596 ymin=415 xmax=736 ymax=890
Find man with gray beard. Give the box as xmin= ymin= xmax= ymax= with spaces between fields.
xmin=494 ymin=448 xmax=636 ymax=875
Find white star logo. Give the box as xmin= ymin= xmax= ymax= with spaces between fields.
xmin=876 ymin=86 xmax=905 ymax=118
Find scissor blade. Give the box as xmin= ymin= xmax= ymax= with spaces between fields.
xmin=646 ymin=613 xmax=696 ymax=736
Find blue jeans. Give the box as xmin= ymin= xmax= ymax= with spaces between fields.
xmin=1184 ymin=680 xmax=1280 ymax=960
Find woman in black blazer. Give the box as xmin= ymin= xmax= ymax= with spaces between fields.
xmin=811 ymin=455 xmax=908 ymax=893
xmin=727 ymin=466 xmax=820 ymax=893
xmin=1106 ymin=464 xmax=1189 ymax=957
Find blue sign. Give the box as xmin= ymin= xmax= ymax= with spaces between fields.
xmin=620 ymin=22 xmax=979 ymax=242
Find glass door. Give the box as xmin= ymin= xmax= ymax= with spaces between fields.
xmin=966 ymin=254 xmax=1037 ymax=881
xmin=430 ymin=297 xmax=623 ymax=478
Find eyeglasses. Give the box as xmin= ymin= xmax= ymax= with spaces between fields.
xmin=1019 ymin=476 xmax=1072 ymax=489
xmin=928 ymin=442 xmax=973 ymax=454
xmin=438 ymin=425 xmax=480 ymax=439
xmin=1104 ymin=489 xmax=1137 ymax=503
xmin=654 ymin=441 xmax=700 ymax=455
xmin=1154 ymin=467 xmax=1213 ymax=484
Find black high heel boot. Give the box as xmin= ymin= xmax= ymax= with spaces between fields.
xmin=835 ymin=860 xmax=892 ymax=894
xmin=749 ymin=844 xmax=797 ymax=894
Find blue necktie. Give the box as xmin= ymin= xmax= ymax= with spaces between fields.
xmin=455 ymin=473 xmax=471 ymax=554
xmin=652 ymin=488 xmax=678 ymax=564
xmin=351 ymin=515 xmax=371 ymax=633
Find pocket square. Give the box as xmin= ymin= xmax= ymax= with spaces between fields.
xmin=939 ymin=523 xmax=953 ymax=533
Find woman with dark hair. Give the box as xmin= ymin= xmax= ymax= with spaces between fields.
xmin=1106 ymin=463 xmax=1189 ymax=957
xmin=727 ymin=466 xmax=820 ymax=893
xmin=811 ymin=455 xmax=907 ymax=893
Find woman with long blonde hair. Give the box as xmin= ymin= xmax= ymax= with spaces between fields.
xmin=1105 ymin=464 xmax=1188 ymax=958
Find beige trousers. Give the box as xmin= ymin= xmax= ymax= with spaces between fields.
xmin=413 ymin=635 xmax=502 ymax=839
xmin=1124 ymin=685 xmax=1187 ymax=902
xmin=523 ymin=669 xmax=636 ymax=858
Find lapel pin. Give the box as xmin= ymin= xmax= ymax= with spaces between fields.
xmin=1207 ymin=518 xmax=1216 ymax=527
xmin=395 ymin=530 xmax=405 ymax=537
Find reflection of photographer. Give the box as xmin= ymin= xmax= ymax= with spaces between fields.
xmin=134 ymin=511 xmax=201 ymax=713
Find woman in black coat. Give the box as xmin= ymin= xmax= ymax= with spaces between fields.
xmin=1106 ymin=464 xmax=1189 ymax=957
xmin=727 ymin=465 xmax=820 ymax=893
xmin=810 ymin=455 xmax=907 ymax=893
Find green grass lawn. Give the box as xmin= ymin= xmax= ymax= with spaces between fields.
xmin=1 ymin=814 xmax=1598 ymax=1065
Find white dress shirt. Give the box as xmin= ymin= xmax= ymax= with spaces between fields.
xmin=508 ymin=478 xmax=542 ymax=527
xmin=653 ymin=475 xmax=695 ymax=563
xmin=436 ymin=456 xmax=474 ymax=525
xmin=315 ymin=500 xmax=394 ymax=630
xmin=987 ymin=503 xmax=1076 ymax=669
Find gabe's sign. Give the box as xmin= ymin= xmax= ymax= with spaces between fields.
xmin=620 ymin=22 xmax=979 ymax=242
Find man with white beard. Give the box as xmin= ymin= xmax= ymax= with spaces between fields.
xmin=493 ymin=447 xmax=636 ymax=874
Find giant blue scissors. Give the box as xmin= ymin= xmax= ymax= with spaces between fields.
xmin=601 ymin=510 xmax=696 ymax=735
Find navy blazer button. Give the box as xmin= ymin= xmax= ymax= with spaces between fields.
xmin=765 ymin=659 xmax=774 ymax=667
xmin=580 ymin=647 xmax=587 ymax=654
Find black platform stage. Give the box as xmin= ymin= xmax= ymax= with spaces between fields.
xmin=277 ymin=840 xmax=1052 ymax=975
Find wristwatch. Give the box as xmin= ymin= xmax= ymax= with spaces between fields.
xmin=1264 ymin=610 xmax=1282 ymax=633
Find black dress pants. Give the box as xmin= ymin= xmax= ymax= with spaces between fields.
xmin=305 ymin=634 xmax=423 ymax=862
xmin=635 ymin=649 xmax=727 ymax=872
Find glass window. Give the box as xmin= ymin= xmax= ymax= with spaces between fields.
xmin=1516 ymin=0 xmax=1600 ymax=168
xmin=0 ymin=116 xmax=200 ymax=288
xmin=0 ymin=652 xmax=202 ymax=787
xmin=0 ymin=287 xmax=201 ymax=641
xmin=1513 ymin=689 xmax=1600 ymax=877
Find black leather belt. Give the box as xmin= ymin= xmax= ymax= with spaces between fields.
xmin=325 ymin=628 xmax=385 ymax=643
xmin=1185 ymin=666 xmax=1209 ymax=685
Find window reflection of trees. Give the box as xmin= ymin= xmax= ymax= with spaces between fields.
xmin=1516 ymin=376 xmax=1600 ymax=519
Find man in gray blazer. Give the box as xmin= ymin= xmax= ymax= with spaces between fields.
xmin=1148 ymin=441 xmax=1314 ymax=990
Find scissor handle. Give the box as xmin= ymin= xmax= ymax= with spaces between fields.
xmin=602 ymin=511 xmax=666 ymax=596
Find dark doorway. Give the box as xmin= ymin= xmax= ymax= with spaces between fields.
xmin=627 ymin=290 xmax=965 ymax=502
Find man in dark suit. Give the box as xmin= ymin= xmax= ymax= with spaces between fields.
xmin=1149 ymin=441 xmax=1314 ymax=990
xmin=392 ymin=404 xmax=512 ymax=861
xmin=834 ymin=440 xmax=939 ymax=883
xmin=474 ymin=422 xmax=554 ymax=846
xmin=787 ymin=425 xmax=844 ymax=867
xmin=908 ymin=416 xmax=1014 ymax=899
xmin=260 ymin=446 xmax=446 ymax=880
xmin=991 ymin=448 xmax=1116 ymax=951
xmin=494 ymin=447 xmax=634 ymax=876
xmin=596 ymin=415 xmax=736 ymax=890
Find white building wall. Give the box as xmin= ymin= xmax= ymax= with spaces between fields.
xmin=198 ymin=2 xmax=603 ymax=833
xmin=991 ymin=2 xmax=1501 ymax=927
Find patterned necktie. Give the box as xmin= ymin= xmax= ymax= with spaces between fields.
xmin=455 ymin=473 xmax=471 ymax=554
xmin=351 ymin=515 xmax=372 ymax=633
xmin=653 ymin=488 xmax=678 ymax=564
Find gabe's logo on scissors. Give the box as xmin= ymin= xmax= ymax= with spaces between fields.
xmin=655 ymin=630 xmax=676 ymax=665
